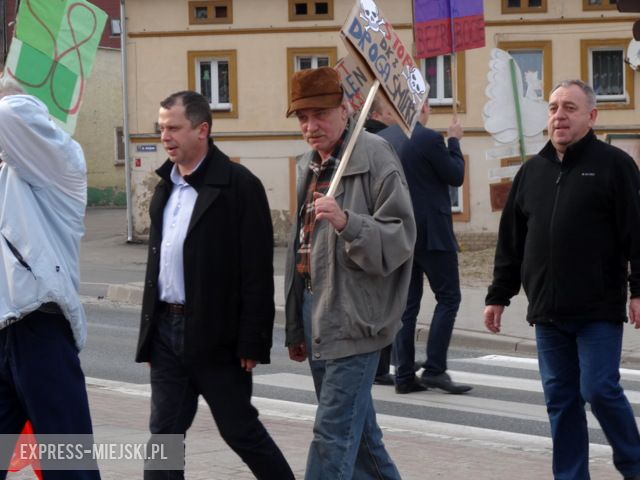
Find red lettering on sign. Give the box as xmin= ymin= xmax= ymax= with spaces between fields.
xmin=414 ymin=14 xmax=485 ymax=58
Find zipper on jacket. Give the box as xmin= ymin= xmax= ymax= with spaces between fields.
xmin=548 ymin=162 xmax=564 ymax=315
xmin=2 ymin=235 xmax=36 ymax=277
xmin=556 ymin=171 xmax=563 ymax=185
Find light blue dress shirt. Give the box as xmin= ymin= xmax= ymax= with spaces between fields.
xmin=158 ymin=159 xmax=204 ymax=304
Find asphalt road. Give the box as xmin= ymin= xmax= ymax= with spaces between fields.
xmin=79 ymin=299 xmax=623 ymax=446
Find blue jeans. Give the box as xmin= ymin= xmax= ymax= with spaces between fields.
xmin=302 ymin=290 xmax=401 ymax=480
xmin=536 ymin=320 xmax=640 ymax=479
xmin=394 ymin=250 xmax=461 ymax=385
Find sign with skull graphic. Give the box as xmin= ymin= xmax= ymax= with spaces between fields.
xmin=341 ymin=0 xmax=428 ymax=136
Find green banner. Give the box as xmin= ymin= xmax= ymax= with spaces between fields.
xmin=5 ymin=0 xmax=107 ymax=133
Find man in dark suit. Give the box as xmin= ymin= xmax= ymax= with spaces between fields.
xmin=364 ymin=93 xmax=396 ymax=134
xmin=135 ymin=91 xmax=294 ymax=480
xmin=364 ymin=92 xmax=398 ymax=386
xmin=380 ymin=104 xmax=472 ymax=395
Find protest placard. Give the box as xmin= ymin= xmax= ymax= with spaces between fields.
xmin=335 ymin=53 xmax=401 ymax=127
xmin=340 ymin=0 xmax=428 ymax=136
xmin=335 ymin=55 xmax=371 ymax=113
xmin=413 ymin=0 xmax=485 ymax=59
xmin=4 ymin=0 xmax=107 ymax=134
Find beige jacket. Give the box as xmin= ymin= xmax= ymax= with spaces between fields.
xmin=285 ymin=129 xmax=416 ymax=360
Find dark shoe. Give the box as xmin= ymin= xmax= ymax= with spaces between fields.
xmin=374 ymin=373 xmax=395 ymax=386
xmin=420 ymin=372 xmax=472 ymax=394
xmin=395 ymin=379 xmax=428 ymax=394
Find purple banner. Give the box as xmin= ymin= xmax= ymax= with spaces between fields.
xmin=413 ymin=0 xmax=485 ymax=58
xmin=414 ymin=0 xmax=483 ymax=23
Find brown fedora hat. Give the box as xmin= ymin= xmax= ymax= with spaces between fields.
xmin=286 ymin=67 xmax=344 ymax=117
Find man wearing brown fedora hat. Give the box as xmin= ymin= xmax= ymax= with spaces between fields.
xmin=284 ymin=66 xmax=416 ymax=479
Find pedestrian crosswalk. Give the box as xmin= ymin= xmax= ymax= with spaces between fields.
xmin=251 ymin=353 xmax=640 ymax=464
xmin=458 ymin=354 xmax=640 ymax=383
xmin=86 ymin=352 xmax=640 ymax=472
xmin=87 ymin=351 xmax=640 ymax=457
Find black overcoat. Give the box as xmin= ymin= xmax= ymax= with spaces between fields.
xmin=135 ymin=141 xmax=275 ymax=365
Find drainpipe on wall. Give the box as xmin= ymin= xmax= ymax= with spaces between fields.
xmin=120 ymin=0 xmax=134 ymax=242
xmin=0 ymin=0 xmax=6 ymax=65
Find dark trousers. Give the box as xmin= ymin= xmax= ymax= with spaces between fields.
xmin=375 ymin=345 xmax=392 ymax=377
xmin=0 ymin=310 xmax=100 ymax=480
xmin=145 ymin=311 xmax=294 ymax=480
xmin=394 ymin=250 xmax=461 ymax=385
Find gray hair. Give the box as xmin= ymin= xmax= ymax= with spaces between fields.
xmin=368 ymin=92 xmax=385 ymax=118
xmin=342 ymin=92 xmax=354 ymax=117
xmin=551 ymin=79 xmax=596 ymax=110
xmin=0 ymin=76 xmax=25 ymax=99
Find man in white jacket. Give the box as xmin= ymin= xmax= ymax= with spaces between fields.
xmin=0 ymin=79 xmax=100 ymax=479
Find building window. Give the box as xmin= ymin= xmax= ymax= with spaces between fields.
xmin=188 ymin=1 xmax=233 ymax=25
xmin=110 ymin=19 xmax=121 ymax=36
xmin=502 ymin=0 xmax=547 ymax=13
xmin=581 ymin=39 xmax=634 ymax=109
xmin=450 ymin=186 xmax=462 ymax=213
xmin=497 ymin=41 xmax=552 ymax=100
xmin=187 ymin=50 xmax=238 ymax=118
xmin=583 ymin=0 xmax=617 ymax=10
xmin=114 ymin=127 xmax=125 ymax=165
xmin=198 ymin=59 xmax=229 ymax=108
xmin=289 ymin=0 xmax=333 ymax=21
xmin=423 ymin=55 xmax=452 ymax=106
xmin=287 ymin=47 xmax=337 ymax=106
xmin=420 ymin=52 xmax=466 ymax=113
xmin=452 ymin=156 xmax=470 ymax=222
xmin=591 ymin=49 xmax=625 ymax=100
xmin=295 ymin=55 xmax=330 ymax=70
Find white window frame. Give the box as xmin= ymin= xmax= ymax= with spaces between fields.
xmin=502 ymin=0 xmax=547 ymax=13
xmin=421 ymin=55 xmax=453 ymax=107
xmin=110 ymin=19 xmax=121 ymax=36
xmin=289 ymin=0 xmax=333 ymax=21
xmin=449 ymin=185 xmax=462 ymax=213
xmin=588 ymin=47 xmax=627 ymax=103
xmin=583 ymin=0 xmax=617 ymax=11
xmin=195 ymin=58 xmax=231 ymax=111
xmin=295 ymin=55 xmax=330 ymax=71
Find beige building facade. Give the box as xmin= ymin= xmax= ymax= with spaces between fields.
xmin=77 ymin=47 xmax=126 ymax=206
xmin=123 ymin=0 xmax=640 ymax=245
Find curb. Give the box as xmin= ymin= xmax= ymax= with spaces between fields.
xmin=103 ymin=283 xmax=640 ymax=368
xmin=106 ymin=283 xmax=143 ymax=304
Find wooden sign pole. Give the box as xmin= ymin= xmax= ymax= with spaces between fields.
xmin=326 ymin=79 xmax=380 ymax=198
xmin=508 ymin=59 xmax=527 ymax=163
xmin=449 ymin=0 xmax=458 ymax=118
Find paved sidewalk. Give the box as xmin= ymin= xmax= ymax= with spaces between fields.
xmin=5 ymin=377 xmax=621 ymax=479
xmin=5 ymin=207 xmax=631 ymax=479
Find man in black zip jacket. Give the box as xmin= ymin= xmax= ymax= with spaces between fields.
xmin=484 ymin=80 xmax=640 ymax=480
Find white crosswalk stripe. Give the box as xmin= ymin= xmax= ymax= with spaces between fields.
xmin=253 ymin=371 xmax=640 ymax=430
xmin=87 ymin=374 xmax=613 ymax=464
xmin=458 ymin=354 xmax=640 ymax=383
xmin=250 ymin=353 xmax=640 ymax=460
xmin=90 ymin=353 xmax=640 ymax=467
